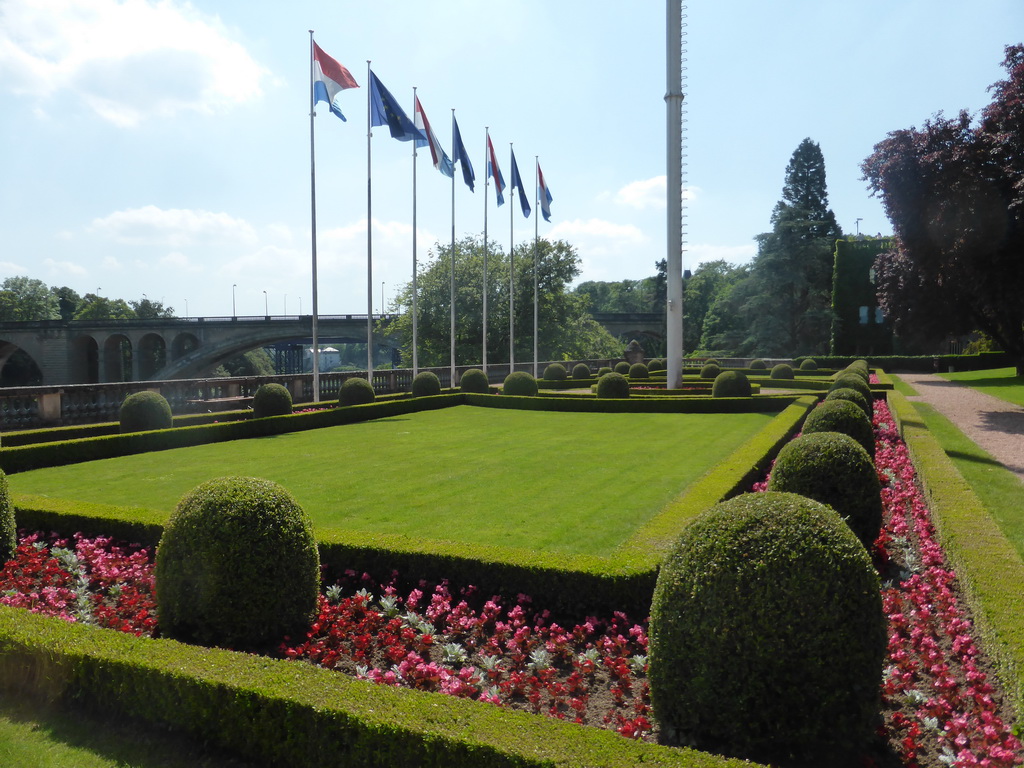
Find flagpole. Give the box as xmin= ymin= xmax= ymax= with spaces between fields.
xmin=450 ymin=109 xmax=457 ymax=386
xmin=482 ymin=128 xmax=489 ymax=375
xmin=509 ymin=143 xmax=515 ymax=373
xmin=411 ymin=87 xmax=419 ymax=377
xmin=308 ymin=31 xmax=322 ymax=402
xmin=366 ymin=60 xmax=375 ymax=382
xmin=533 ymin=156 xmax=540 ymax=378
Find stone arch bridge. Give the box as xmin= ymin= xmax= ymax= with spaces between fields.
xmin=0 ymin=315 xmax=400 ymax=386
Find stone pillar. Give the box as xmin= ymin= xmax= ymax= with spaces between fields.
xmin=38 ymin=392 xmax=62 ymax=425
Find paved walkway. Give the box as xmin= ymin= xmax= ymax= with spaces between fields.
xmin=896 ymin=372 xmax=1024 ymax=484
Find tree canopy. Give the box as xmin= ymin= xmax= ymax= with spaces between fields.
xmin=861 ymin=45 xmax=1024 ymax=373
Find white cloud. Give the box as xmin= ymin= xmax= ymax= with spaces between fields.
xmin=90 ymin=205 xmax=258 ymax=247
xmin=685 ymin=242 xmax=758 ymax=267
xmin=42 ymin=258 xmax=88 ymax=277
xmin=158 ymin=251 xmax=204 ymax=272
xmin=614 ymin=176 xmax=701 ymax=209
xmin=0 ymin=0 xmax=268 ymax=126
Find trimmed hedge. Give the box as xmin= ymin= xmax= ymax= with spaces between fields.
xmin=699 ymin=363 xmax=721 ymax=379
xmin=571 ymin=363 xmax=592 ymax=380
xmin=0 ymin=470 xmax=14 ymax=564
xmin=628 ymin=363 xmax=649 ymax=379
xmin=770 ymin=363 xmax=794 ymax=380
xmin=596 ymin=372 xmax=630 ymax=398
xmin=502 ymin=372 xmax=538 ymax=397
xmin=119 ymin=391 xmax=173 ymax=433
xmin=543 ymin=363 xmax=568 ymax=381
xmin=826 ymin=386 xmax=872 ymax=420
xmin=459 ymin=369 xmax=491 ymax=394
xmin=802 ymin=399 xmax=875 ymax=458
xmin=339 ymin=377 xmax=376 ymax=406
xmin=711 ymin=371 xmax=751 ymax=398
xmin=412 ymin=371 xmax=442 ymax=398
xmin=252 ymin=383 xmax=293 ymax=418
xmin=613 ymin=361 xmax=631 ymax=375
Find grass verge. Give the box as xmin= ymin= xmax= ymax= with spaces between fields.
xmin=938 ymin=367 xmax=1024 ymax=407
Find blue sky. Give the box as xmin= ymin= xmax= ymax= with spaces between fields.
xmin=1 ymin=0 xmax=1020 ymax=318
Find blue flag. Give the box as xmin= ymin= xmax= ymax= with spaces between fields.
xmin=369 ymin=71 xmax=426 ymax=143
xmin=509 ymin=148 xmax=531 ymax=218
xmin=452 ymin=114 xmax=475 ymax=192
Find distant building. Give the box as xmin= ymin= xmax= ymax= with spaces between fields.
xmin=830 ymin=237 xmax=894 ymax=356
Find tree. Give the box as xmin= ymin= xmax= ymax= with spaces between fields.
xmin=379 ymin=235 xmax=621 ymax=367
xmin=73 ymin=294 xmax=136 ymax=320
xmin=130 ymin=297 xmax=176 ymax=319
xmin=0 ymin=277 xmax=61 ymax=321
xmin=862 ymin=45 xmax=1024 ymax=374
xmin=683 ymin=260 xmax=748 ymax=353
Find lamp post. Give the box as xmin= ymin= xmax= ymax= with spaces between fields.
xmin=232 ymin=284 xmax=236 ymax=317
xmin=185 ymin=298 xmax=189 ymax=319
xmin=263 ymin=290 xmax=268 ymax=316
xmin=381 ymin=281 xmax=385 ymax=316
xmin=284 ymin=294 xmax=288 ymax=315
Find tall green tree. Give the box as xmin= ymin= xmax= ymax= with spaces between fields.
xmin=73 ymin=294 xmax=136 ymax=320
xmin=683 ymin=260 xmax=748 ymax=353
xmin=380 ymin=235 xmax=621 ymax=367
xmin=0 ymin=277 xmax=61 ymax=321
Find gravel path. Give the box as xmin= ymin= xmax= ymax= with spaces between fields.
xmin=896 ymin=372 xmax=1024 ymax=484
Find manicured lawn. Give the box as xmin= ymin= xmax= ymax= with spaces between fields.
xmin=10 ymin=406 xmax=773 ymax=556
xmin=939 ymin=366 xmax=1024 ymax=407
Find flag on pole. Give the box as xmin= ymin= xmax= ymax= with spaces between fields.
xmin=510 ymin=148 xmax=531 ymax=219
xmin=452 ymin=114 xmax=475 ymax=191
xmin=486 ymin=133 xmax=506 ymax=206
xmin=414 ymin=97 xmax=454 ymax=178
xmin=369 ymin=71 xmax=426 ymax=142
xmin=312 ymin=41 xmax=358 ymax=121
xmin=538 ymin=162 xmax=554 ymax=222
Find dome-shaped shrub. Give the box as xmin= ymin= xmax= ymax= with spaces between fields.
xmin=338 ymin=377 xmax=375 ymax=406
xmin=596 ymin=371 xmax=630 ymax=398
xmin=411 ymin=370 xmax=442 ymax=397
xmin=628 ymin=362 xmax=649 ymax=379
xmin=749 ymin=358 xmax=767 ymax=370
xmin=799 ymin=358 xmax=819 ymax=371
xmin=0 ymin=470 xmax=15 ymax=566
xmin=830 ymin=373 xmax=872 ymax=403
xmin=119 ymin=391 xmax=173 ymax=433
xmin=704 ymin=358 xmax=720 ymax=366
xmin=597 ymin=366 xmax=613 ymax=376
xmin=648 ymin=492 xmax=885 ymax=763
xmin=699 ymin=363 xmax=721 ymax=379
xmin=841 ymin=365 xmax=870 ymax=384
xmin=803 ymin=398 xmax=875 ymax=457
xmin=648 ymin=358 xmax=666 ymax=373
xmin=571 ymin=363 xmax=591 ymax=380
xmin=826 ymin=386 xmax=872 ymax=420
xmin=613 ymin=361 xmax=631 ymax=375
xmin=154 ymin=477 xmax=320 ymax=650
xmin=711 ymin=370 xmax=751 ymax=397
xmin=767 ymin=432 xmax=883 ymax=547
xmin=770 ymin=363 xmax=794 ymax=380
xmin=502 ymin=371 xmax=537 ymax=397
xmin=252 ymin=383 xmax=293 ymax=418
xmin=459 ymin=368 xmax=490 ymax=394
xmin=543 ymin=363 xmax=567 ymax=381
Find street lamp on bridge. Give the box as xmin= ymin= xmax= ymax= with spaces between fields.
xmin=232 ymin=284 xmax=236 ymax=317
xmin=263 ymin=290 xmax=268 ymax=316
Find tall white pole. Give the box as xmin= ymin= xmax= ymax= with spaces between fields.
xmin=482 ymin=128 xmax=490 ymax=375
xmin=411 ymin=87 xmax=419 ymax=376
xmin=533 ymin=157 xmax=539 ymax=378
xmin=450 ymin=110 xmax=457 ymax=386
xmin=366 ymin=61 xmax=375 ymax=382
xmin=509 ymin=143 xmax=515 ymax=373
xmin=308 ymin=31 xmax=322 ymax=401
xmin=665 ymin=1 xmax=685 ymax=389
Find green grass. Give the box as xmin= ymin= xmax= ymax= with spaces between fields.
xmin=939 ymin=366 xmax=1024 ymax=407
xmin=9 ymin=406 xmax=772 ymax=557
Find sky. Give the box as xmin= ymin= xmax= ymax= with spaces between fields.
xmin=1 ymin=0 xmax=1021 ymax=319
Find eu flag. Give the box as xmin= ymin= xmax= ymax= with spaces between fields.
xmin=452 ymin=114 xmax=475 ymax=192
xmin=369 ymin=71 xmax=426 ymax=143
xmin=510 ymin=148 xmax=532 ymax=219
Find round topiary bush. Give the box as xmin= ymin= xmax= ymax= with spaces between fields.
xmin=571 ymin=363 xmax=591 ymax=380
xmin=543 ymin=363 xmax=567 ymax=381
xmin=770 ymin=363 xmax=794 ymax=380
xmin=648 ymin=358 xmax=666 ymax=372
xmin=154 ymin=477 xmax=320 ymax=650
xmin=597 ymin=366 xmax=613 ymax=376
xmin=628 ymin=362 xmax=649 ymax=379
xmin=595 ymin=371 xmax=630 ymax=398
xmin=252 ymin=383 xmax=293 ymax=418
xmin=704 ymin=358 xmax=720 ymax=367
xmin=749 ymin=358 xmax=767 ymax=370
xmin=711 ymin=370 xmax=752 ymax=397
xmin=338 ymin=376 xmax=375 ymax=406
xmin=502 ymin=371 xmax=538 ymax=397
xmin=803 ymin=398 xmax=875 ymax=457
xmin=459 ymin=368 xmax=491 ymax=394
xmin=767 ymin=432 xmax=883 ymax=547
xmin=841 ymin=365 xmax=870 ymax=384
xmin=648 ymin=491 xmax=885 ymax=763
xmin=613 ymin=361 xmax=631 ymax=375
xmin=0 ymin=470 xmax=15 ymax=566
xmin=119 ymin=391 xmax=173 ymax=433
xmin=830 ymin=372 xmax=872 ymax=403
xmin=826 ymin=386 xmax=872 ymax=420
xmin=799 ymin=358 xmax=819 ymax=371
xmin=411 ymin=370 xmax=442 ymax=397
xmin=699 ymin=363 xmax=721 ymax=379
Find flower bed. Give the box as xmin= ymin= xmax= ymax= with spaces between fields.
xmin=0 ymin=399 xmax=1021 ymax=765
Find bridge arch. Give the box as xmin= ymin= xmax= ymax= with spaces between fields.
xmin=171 ymin=332 xmax=199 ymax=361
xmin=70 ymin=335 xmax=99 ymax=383
xmin=102 ymin=333 xmax=133 ymax=382
xmin=0 ymin=339 xmax=44 ymax=387
xmin=138 ymin=333 xmax=167 ymax=380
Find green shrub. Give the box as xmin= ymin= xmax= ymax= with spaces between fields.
xmin=252 ymin=383 xmax=293 ymax=419
xmin=595 ymin=372 xmax=630 ymax=398
xmin=613 ymin=361 xmax=631 ymax=375
xmin=154 ymin=477 xmax=320 ymax=650
xmin=543 ymin=363 xmax=567 ymax=381
xmin=571 ymin=363 xmax=591 ymax=379
xmin=628 ymin=362 xmax=649 ymax=379
xmin=648 ymin=491 xmax=885 ymax=763
xmin=648 ymin=358 xmax=666 ymax=372
xmin=704 ymin=358 xmax=720 ymax=366
xmin=119 ymin=391 xmax=173 ymax=433
xmin=767 ymin=432 xmax=883 ymax=547
xmin=770 ymin=363 xmax=794 ymax=380
xmin=597 ymin=366 xmax=613 ymax=376
xmin=803 ymin=398 xmax=875 ymax=457
xmin=826 ymin=386 xmax=872 ymax=420
xmin=799 ymin=358 xmax=819 ymax=371
xmin=411 ymin=371 xmax=442 ymax=397
xmin=711 ymin=370 xmax=751 ymax=398
xmin=502 ymin=371 xmax=538 ymax=397
xmin=0 ymin=471 xmax=14 ymax=565
xmin=338 ymin=377 xmax=375 ymax=406
xmin=749 ymin=358 xmax=767 ymax=370
xmin=830 ymin=373 xmax=872 ymax=403
xmin=459 ymin=368 xmax=491 ymax=394
xmin=699 ymin=363 xmax=721 ymax=379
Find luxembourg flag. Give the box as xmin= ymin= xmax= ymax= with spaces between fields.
xmin=414 ymin=97 xmax=454 ymax=178
xmin=312 ymin=41 xmax=358 ymax=121
xmin=538 ymin=161 xmax=553 ymax=222
xmin=487 ymin=132 xmax=506 ymax=206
